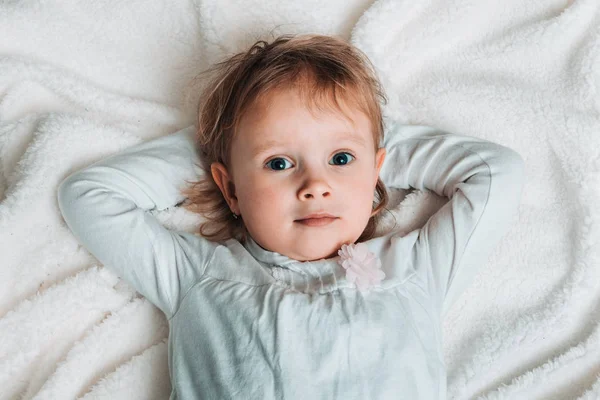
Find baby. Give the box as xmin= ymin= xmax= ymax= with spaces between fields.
xmin=58 ymin=34 xmax=525 ymax=399
xmin=182 ymin=34 xmax=388 ymax=263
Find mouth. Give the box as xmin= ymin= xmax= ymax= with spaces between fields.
xmin=294 ymin=215 xmax=339 ymax=227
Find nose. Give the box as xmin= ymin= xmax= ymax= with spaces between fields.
xmin=297 ymin=171 xmax=332 ymax=200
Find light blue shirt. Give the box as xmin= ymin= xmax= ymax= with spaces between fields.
xmin=57 ymin=123 xmax=525 ymax=399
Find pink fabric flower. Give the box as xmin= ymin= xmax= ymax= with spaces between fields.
xmin=337 ymin=243 xmax=385 ymax=291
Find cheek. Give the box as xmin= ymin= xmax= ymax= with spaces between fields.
xmin=343 ymin=168 xmax=376 ymax=192
xmin=343 ymin=172 xmax=377 ymax=209
xmin=237 ymin=175 xmax=287 ymax=214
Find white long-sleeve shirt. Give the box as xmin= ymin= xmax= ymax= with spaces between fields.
xmin=57 ymin=123 xmax=525 ymax=399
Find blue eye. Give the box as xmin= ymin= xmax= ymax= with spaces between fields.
xmin=329 ymin=152 xmax=355 ymax=166
xmin=266 ymin=153 xmax=355 ymax=170
xmin=266 ymin=158 xmax=293 ymax=171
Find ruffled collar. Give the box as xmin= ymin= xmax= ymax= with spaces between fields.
xmin=244 ymin=235 xmax=340 ymax=264
xmin=243 ymin=235 xmax=385 ymax=293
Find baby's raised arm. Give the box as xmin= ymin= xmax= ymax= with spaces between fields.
xmin=57 ymin=126 xmax=218 ymax=318
xmin=380 ymin=123 xmax=525 ymax=317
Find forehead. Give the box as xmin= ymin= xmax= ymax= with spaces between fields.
xmin=236 ymin=87 xmax=374 ymax=150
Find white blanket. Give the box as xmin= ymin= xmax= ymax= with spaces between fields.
xmin=1 ymin=0 xmax=599 ymax=399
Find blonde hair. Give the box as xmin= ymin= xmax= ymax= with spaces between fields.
xmin=181 ymin=33 xmax=390 ymax=245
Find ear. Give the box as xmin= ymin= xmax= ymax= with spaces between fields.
xmin=210 ymin=162 xmax=239 ymax=214
xmin=374 ymin=147 xmax=386 ymax=181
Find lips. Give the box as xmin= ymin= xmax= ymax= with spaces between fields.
xmin=294 ymin=213 xmax=338 ymax=227
xmin=296 ymin=213 xmax=337 ymax=220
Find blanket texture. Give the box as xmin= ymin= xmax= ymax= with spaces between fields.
xmin=1 ymin=0 xmax=599 ymax=399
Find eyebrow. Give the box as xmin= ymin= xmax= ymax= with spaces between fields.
xmin=252 ymin=132 xmax=368 ymax=158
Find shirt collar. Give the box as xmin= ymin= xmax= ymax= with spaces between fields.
xmin=242 ymin=235 xmax=339 ymax=266
xmin=242 ymin=235 xmax=348 ymax=292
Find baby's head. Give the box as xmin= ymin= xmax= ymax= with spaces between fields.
xmin=183 ymin=34 xmax=389 ymax=261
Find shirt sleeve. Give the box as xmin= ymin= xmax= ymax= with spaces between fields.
xmin=379 ymin=123 xmax=525 ymax=317
xmin=57 ymin=126 xmax=218 ymax=319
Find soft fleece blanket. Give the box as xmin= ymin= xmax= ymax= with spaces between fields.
xmin=1 ymin=0 xmax=599 ymax=399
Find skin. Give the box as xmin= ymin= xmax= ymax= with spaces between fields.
xmin=211 ymin=86 xmax=386 ymax=261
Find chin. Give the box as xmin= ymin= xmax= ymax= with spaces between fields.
xmin=293 ymin=242 xmax=343 ymax=261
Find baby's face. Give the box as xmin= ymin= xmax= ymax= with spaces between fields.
xmin=212 ymin=87 xmax=386 ymax=261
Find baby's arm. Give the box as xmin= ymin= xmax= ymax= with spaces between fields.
xmin=380 ymin=123 xmax=525 ymax=317
xmin=57 ymin=126 xmax=217 ymax=318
